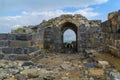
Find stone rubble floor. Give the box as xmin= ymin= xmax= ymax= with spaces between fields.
xmin=0 ymin=51 xmax=120 ymax=80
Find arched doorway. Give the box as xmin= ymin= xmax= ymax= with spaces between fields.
xmin=61 ymin=22 xmax=78 ymax=52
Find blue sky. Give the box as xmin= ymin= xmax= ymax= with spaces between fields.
xmin=0 ymin=0 xmax=120 ymax=33
xmin=64 ymin=29 xmax=76 ymax=43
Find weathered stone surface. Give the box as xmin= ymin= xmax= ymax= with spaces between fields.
xmin=97 ymin=61 xmax=110 ymax=68
xmin=101 ymin=10 xmax=120 ymax=57
xmin=15 ymin=74 xmax=26 ymax=80
xmin=2 ymin=48 xmax=14 ymax=54
xmin=3 ymin=54 xmax=30 ymax=60
xmin=9 ymin=40 xmax=32 ymax=48
xmin=84 ymin=63 xmax=95 ymax=68
xmin=21 ymin=68 xmax=38 ymax=75
xmin=0 ymin=40 xmax=9 ymax=47
xmin=21 ymin=61 xmax=34 ymax=67
xmin=60 ymin=61 xmax=74 ymax=71
xmin=89 ymin=69 xmax=104 ymax=76
xmin=2 ymin=46 xmax=40 ymax=54
xmin=29 ymin=46 xmax=39 ymax=53
xmin=0 ymin=53 xmax=118 ymax=80
xmin=0 ymin=54 xmax=4 ymax=59
xmin=32 ymin=14 xmax=102 ymax=52
xmin=15 ymin=34 xmax=32 ymax=41
xmin=0 ymin=34 xmax=9 ymax=40
xmin=110 ymin=72 xmax=120 ymax=80
xmin=0 ymin=69 xmax=10 ymax=79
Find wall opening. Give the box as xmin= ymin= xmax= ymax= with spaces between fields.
xmin=61 ymin=22 xmax=77 ymax=52
xmin=63 ymin=29 xmax=77 ymax=52
xmin=63 ymin=29 xmax=76 ymax=43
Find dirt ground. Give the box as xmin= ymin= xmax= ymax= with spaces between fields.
xmin=93 ymin=52 xmax=120 ymax=69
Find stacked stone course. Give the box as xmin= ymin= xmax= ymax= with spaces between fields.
xmin=0 ymin=34 xmax=40 ymax=60
xmin=101 ymin=10 xmax=120 ymax=57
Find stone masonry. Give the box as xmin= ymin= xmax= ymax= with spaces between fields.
xmin=101 ymin=10 xmax=120 ymax=57
xmin=0 ymin=34 xmax=40 ymax=60
xmin=32 ymin=14 xmax=102 ymax=52
xmin=0 ymin=10 xmax=120 ymax=57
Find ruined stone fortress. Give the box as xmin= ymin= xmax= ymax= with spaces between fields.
xmin=0 ymin=10 xmax=120 ymax=59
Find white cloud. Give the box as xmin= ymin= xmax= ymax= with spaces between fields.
xmin=0 ymin=0 xmax=108 ymax=11
xmin=12 ymin=25 xmax=22 ymax=29
xmin=0 ymin=0 xmax=109 ymax=33
xmin=0 ymin=8 xmax=99 ymax=33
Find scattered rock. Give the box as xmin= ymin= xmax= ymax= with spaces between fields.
xmin=15 ymin=74 xmax=26 ymax=80
xmin=84 ymin=63 xmax=96 ymax=68
xmin=89 ymin=69 xmax=104 ymax=76
xmin=43 ymin=75 xmax=55 ymax=80
xmin=0 ymin=69 xmax=10 ymax=79
xmin=110 ymin=72 xmax=120 ymax=80
xmin=21 ymin=61 xmax=34 ymax=67
xmin=27 ymin=73 xmax=39 ymax=78
xmin=97 ymin=61 xmax=110 ymax=68
xmin=21 ymin=68 xmax=38 ymax=75
xmin=60 ymin=61 xmax=74 ymax=71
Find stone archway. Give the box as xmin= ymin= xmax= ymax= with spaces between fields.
xmin=36 ymin=14 xmax=101 ymax=52
xmin=60 ymin=22 xmax=78 ymax=52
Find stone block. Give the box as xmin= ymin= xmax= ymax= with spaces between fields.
xmin=109 ymin=46 xmax=120 ymax=57
xmin=89 ymin=69 xmax=104 ymax=76
xmin=13 ymin=48 xmax=24 ymax=54
xmin=2 ymin=46 xmax=40 ymax=54
xmin=97 ymin=61 xmax=110 ymax=68
xmin=16 ymin=54 xmax=30 ymax=60
xmin=0 ymin=34 xmax=16 ymax=40
xmin=0 ymin=40 xmax=9 ymax=47
xmin=29 ymin=46 xmax=39 ymax=53
xmin=0 ymin=48 xmax=2 ymax=54
xmin=0 ymin=54 xmax=4 ymax=59
xmin=29 ymin=50 xmax=41 ymax=57
xmin=118 ymin=16 xmax=120 ymax=22
xmin=2 ymin=48 xmax=14 ymax=54
xmin=0 ymin=34 xmax=9 ymax=40
xmin=115 ymin=40 xmax=120 ymax=49
xmin=15 ymin=34 xmax=32 ymax=41
xmin=110 ymin=72 xmax=120 ymax=80
xmin=9 ymin=40 xmax=32 ymax=48
xmin=3 ymin=54 xmax=30 ymax=60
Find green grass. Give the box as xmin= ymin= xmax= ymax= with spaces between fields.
xmin=118 ymin=69 xmax=120 ymax=73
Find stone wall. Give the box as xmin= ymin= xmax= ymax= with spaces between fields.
xmin=36 ymin=14 xmax=102 ymax=52
xmin=101 ymin=10 xmax=120 ymax=57
xmin=0 ymin=33 xmax=40 ymax=55
xmin=2 ymin=46 xmax=39 ymax=54
xmin=0 ymin=34 xmax=32 ymax=41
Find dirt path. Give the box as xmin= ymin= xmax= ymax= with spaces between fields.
xmin=93 ymin=52 xmax=120 ymax=69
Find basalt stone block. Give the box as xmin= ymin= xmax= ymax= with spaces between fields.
xmin=29 ymin=50 xmax=41 ymax=57
xmin=7 ymin=34 xmax=16 ymax=40
xmin=0 ymin=34 xmax=9 ymax=40
xmin=29 ymin=46 xmax=39 ymax=53
xmin=13 ymin=48 xmax=24 ymax=54
xmin=9 ymin=40 xmax=32 ymax=48
xmin=15 ymin=34 xmax=32 ymax=41
xmin=0 ymin=54 xmax=4 ymax=59
xmin=0 ymin=48 xmax=2 ymax=53
xmin=2 ymin=48 xmax=14 ymax=54
xmin=23 ymin=48 xmax=30 ymax=54
xmin=16 ymin=54 xmax=30 ymax=60
xmin=0 ymin=40 xmax=9 ymax=47
xmin=21 ymin=61 xmax=34 ymax=66
xmin=4 ymin=54 xmax=30 ymax=60
xmin=0 ymin=34 xmax=16 ymax=40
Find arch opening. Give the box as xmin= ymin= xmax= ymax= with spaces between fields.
xmin=61 ymin=22 xmax=78 ymax=52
